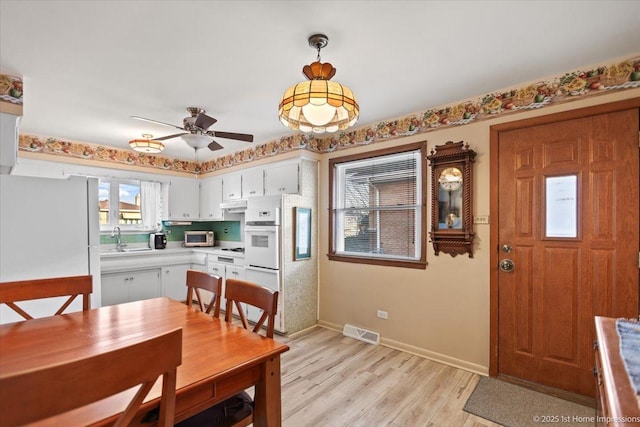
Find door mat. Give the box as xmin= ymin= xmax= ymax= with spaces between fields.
xmin=463 ymin=377 xmax=595 ymax=427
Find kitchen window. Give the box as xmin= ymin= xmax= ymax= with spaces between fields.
xmin=329 ymin=141 xmax=427 ymax=269
xmin=99 ymin=178 xmax=162 ymax=231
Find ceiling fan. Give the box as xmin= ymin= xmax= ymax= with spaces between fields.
xmin=131 ymin=107 xmax=254 ymax=151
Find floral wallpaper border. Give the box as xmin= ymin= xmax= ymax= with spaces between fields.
xmin=17 ymin=55 xmax=640 ymax=175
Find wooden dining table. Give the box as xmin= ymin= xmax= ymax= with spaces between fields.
xmin=0 ymin=297 xmax=289 ymax=426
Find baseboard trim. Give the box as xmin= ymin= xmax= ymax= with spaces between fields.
xmin=317 ymin=320 xmax=488 ymax=376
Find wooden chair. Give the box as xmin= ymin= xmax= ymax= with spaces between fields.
xmin=0 ymin=275 xmax=93 ymax=320
xmin=0 ymin=328 xmax=182 ymax=427
xmin=185 ymin=269 xmax=222 ymax=318
xmin=177 ymin=278 xmax=279 ymax=427
xmin=224 ymin=278 xmax=279 ymax=338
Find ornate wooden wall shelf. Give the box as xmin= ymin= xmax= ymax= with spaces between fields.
xmin=427 ymin=141 xmax=476 ymax=257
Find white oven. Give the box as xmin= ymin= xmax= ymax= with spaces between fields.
xmin=244 ymin=225 xmax=280 ymax=270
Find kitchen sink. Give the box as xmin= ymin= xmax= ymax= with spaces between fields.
xmin=122 ymin=247 xmax=153 ymax=252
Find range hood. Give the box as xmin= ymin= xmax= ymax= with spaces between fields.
xmin=220 ymin=199 xmax=247 ymax=213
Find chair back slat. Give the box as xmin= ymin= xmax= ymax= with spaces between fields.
xmin=0 ymin=328 xmax=182 ymax=427
xmin=185 ymin=270 xmax=222 ymax=318
xmin=0 ymin=275 xmax=93 ymax=320
xmin=224 ymin=278 xmax=278 ymax=338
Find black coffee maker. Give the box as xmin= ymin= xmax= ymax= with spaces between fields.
xmin=149 ymin=233 xmax=167 ymax=249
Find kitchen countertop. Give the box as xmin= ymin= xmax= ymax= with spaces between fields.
xmin=100 ymin=245 xmax=244 ymax=273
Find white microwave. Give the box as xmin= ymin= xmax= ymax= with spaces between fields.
xmin=184 ymin=231 xmax=214 ymax=247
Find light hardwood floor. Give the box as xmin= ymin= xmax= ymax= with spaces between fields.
xmin=276 ymin=327 xmax=501 ymax=427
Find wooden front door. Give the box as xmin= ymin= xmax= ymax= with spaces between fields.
xmin=492 ymin=103 xmax=639 ymax=397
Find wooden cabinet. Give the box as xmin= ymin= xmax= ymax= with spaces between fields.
xmin=199 ymin=177 xmax=223 ymax=220
xmin=594 ymin=316 xmax=640 ymax=426
xmin=168 ymin=177 xmax=199 ymax=220
xmin=264 ymin=161 xmax=299 ymax=196
xmin=222 ymin=172 xmax=242 ymax=201
xmin=242 ymin=167 xmax=264 ymax=198
xmin=101 ymin=269 xmax=161 ymax=306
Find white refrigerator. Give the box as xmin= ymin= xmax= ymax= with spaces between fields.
xmin=0 ymin=174 xmax=101 ymax=324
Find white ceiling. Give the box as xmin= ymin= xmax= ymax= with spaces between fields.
xmin=2 ymin=1 xmax=639 ymax=162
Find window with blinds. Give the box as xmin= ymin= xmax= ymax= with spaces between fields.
xmin=329 ymin=142 xmax=427 ymax=268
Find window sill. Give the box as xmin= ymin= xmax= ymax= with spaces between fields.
xmin=327 ymin=253 xmax=427 ymax=269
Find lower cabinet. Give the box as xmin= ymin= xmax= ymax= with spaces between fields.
xmin=162 ymin=264 xmax=191 ymax=302
xmin=101 ymin=269 xmax=161 ymax=306
xmin=207 ymin=261 xmax=245 ymax=313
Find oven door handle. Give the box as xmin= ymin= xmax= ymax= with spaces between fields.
xmin=246 ymin=265 xmax=279 ymax=273
xmin=245 ymin=227 xmax=277 ymax=233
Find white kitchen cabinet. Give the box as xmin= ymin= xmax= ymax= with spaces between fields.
xmin=168 ymin=177 xmax=199 ymax=220
xmin=0 ymin=113 xmax=19 ymax=174
xmin=207 ymin=260 xmax=245 ymax=312
xmin=222 ymin=172 xmax=242 ymax=201
xmin=242 ymin=167 xmax=264 ymax=198
xmin=199 ymin=177 xmax=223 ymax=220
xmin=101 ymin=269 xmax=161 ymax=306
xmin=264 ymin=161 xmax=299 ymax=196
xmin=162 ymin=264 xmax=191 ymax=301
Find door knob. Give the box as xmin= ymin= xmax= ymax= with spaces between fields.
xmin=499 ymin=259 xmax=515 ymax=272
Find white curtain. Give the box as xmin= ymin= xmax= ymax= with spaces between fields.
xmin=141 ymin=180 xmax=162 ymax=230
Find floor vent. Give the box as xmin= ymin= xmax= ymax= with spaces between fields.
xmin=342 ymin=324 xmax=380 ymax=345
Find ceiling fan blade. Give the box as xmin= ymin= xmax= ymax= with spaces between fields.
xmin=194 ymin=113 xmax=217 ymax=130
xmin=212 ymin=131 xmax=254 ymax=142
xmin=208 ymin=140 xmax=224 ymax=151
xmin=130 ymin=116 xmax=185 ymax=131
xmin=153 ymin=132 xmax=188 ymax=141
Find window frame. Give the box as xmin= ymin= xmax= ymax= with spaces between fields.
xmin=328 ymin=141 xmax=428 ymax=269
xmin=99 ymin=177 xmax=145 ymax=232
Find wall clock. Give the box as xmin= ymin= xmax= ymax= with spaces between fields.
xmin=427 ymin=141 xmax=476 ymax=257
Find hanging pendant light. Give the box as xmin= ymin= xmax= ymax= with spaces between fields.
xmin=279 ymin=34 xmax=359 ymax=134
xmin=129 ymin=134 xmax=165 ymax=154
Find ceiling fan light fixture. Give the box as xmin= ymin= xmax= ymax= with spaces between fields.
xmin=181 ymin=133 xmax=212 ymax=150
xmin=279 ymin=34 xmax=359 ymax=134
xmin=129 ymin=134 xmax=165 ymax=154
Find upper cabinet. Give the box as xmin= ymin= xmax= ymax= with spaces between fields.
xmin=0 ymin=113 xmax=19 ymax=174
xmin=167 ymin=177 xmax=199 ymax=220
xmin=164 ymin=158 xmax=309 ymax=221
xmin=221 ymin=162 xmax=299 ymax=200
xmin=222 ymin=171 xmax=242 ymax=201
xmin=264 ymin=161 xmax=299 ymax=196
xmin=242 ymin=167 xmax=264 ymax=198
xmin=199 ymin=177 xmax=223 ymax=220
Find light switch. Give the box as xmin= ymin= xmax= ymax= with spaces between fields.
xmin=474 ymin=215 xmax=490 ymax=224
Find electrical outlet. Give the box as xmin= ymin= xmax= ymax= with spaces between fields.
xmin=224 ymin=228 xmax=229 ymax=234
xmin=474 ymin=215 xmax=490 ymax=224
xmin=377 ymin=310 xmax=388 ymax=320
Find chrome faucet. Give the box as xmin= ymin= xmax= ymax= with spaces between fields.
xmin=111 ymin=226 xmax=125 ymax=252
